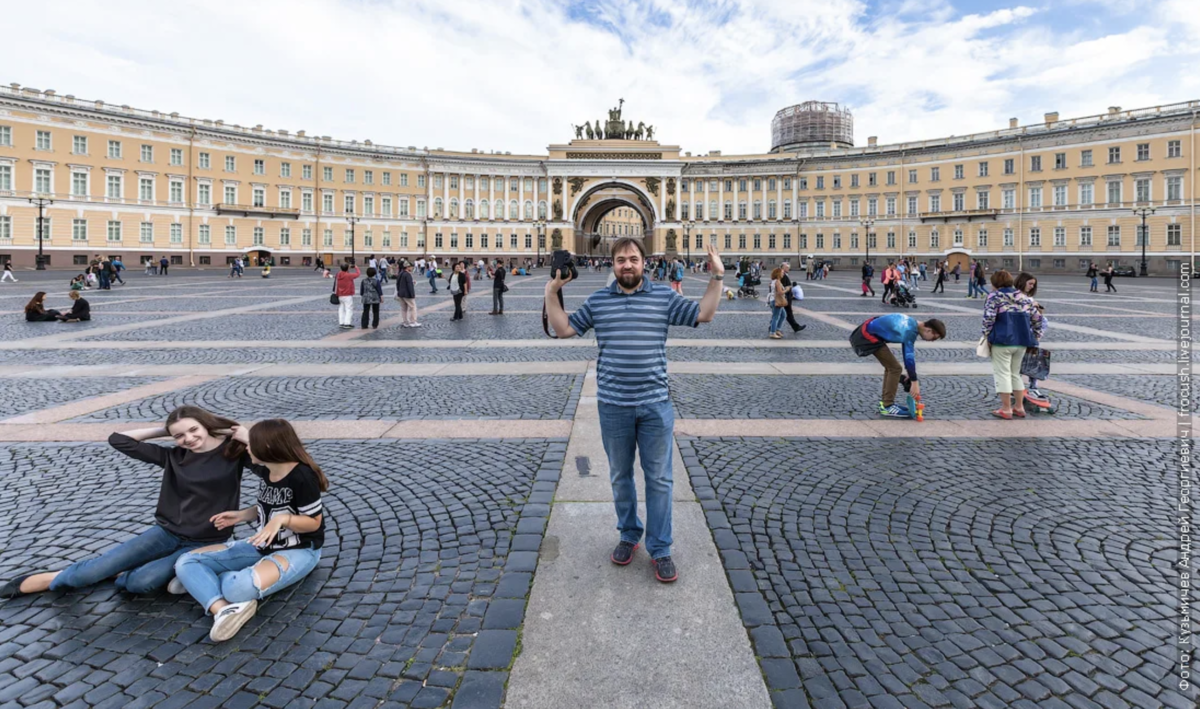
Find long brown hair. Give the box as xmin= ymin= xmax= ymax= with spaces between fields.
xmin=165 ymin=406 xmax=247 ymax=460
xmin=248 ymin=419 xmax=328 ymax=491
xmin=24 ymin=292 xmax=47 ymax=315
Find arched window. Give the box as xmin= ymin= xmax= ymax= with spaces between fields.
xmin=479 ymin=199 xmax=489 ymax=219
xmin=495 ymin=200 xmax=505 ymax=219
xmin=524 ymin=200 xmax=533 ymax=220
xmin=538 ymin=200 xmax=547 ymax=219
xmin=509 ymin=200 xmax=519 ymax=220
xmin=449 ymin=198 xmax=459 ymax=219
xmin=434 ymin=198 xmax=443 ymax=218
xmin=464 ymin=199 xmax=474 ymax=220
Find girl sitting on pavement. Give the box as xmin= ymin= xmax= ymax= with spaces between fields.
xmin=23 ymin=291 xmax=61 ymax=322
xmin=57 ymin=290 xmax=91 ymax=322
xmin=174 ymin=419 xmax=327 ymax=642
xmin=0 ymin=407 xmax=250 ymax=599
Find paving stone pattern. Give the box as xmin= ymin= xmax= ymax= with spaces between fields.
xmin=0 ymin=316 xmax=172 ymax=343
xmin=73 ymin=375 xmax=584 ymax=422
xmin=669 ymin=374 xmax=1146 ymax=420
xmin=930 ymin=316 xmax=1129 ymax=343
xmin=0 ymin=377 xmax=164 ymax=419
xmin=1051 ymin=316 xmax=1176 ymax=341
xmin=1057 ymin=374 xmax=1195 ymax=412
xmin=680 ymin=437 xmax=1191 ymax=709
xmin=0 ymin=347 xmax=601 ymax=366
xmin=79 ymin=314 xmax=343 ymax=342
xmin=0 ymin=438 xmax=565 ymax=709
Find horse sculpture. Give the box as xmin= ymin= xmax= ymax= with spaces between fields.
xmin=585 ymin=121 xmax=595 ymax=139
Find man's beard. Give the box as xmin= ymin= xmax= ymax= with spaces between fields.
xmin=617 ymin=269 xmax=643 ymax=289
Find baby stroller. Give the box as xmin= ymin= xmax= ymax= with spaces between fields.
xmin=738 ymin=272 xmax=760 ymax=298
xmin=888 ymin=280 xmax=917 ymax=308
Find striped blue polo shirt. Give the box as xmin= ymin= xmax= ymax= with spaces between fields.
xmin=568 ymin=278 xmax=700 ymax=406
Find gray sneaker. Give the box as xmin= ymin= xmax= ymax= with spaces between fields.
xmin=166 ymin=577 xmax=187 ymax=595
xmin=210 ymin=600 xmax=258 ymax=642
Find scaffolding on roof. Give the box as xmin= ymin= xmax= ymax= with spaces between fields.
xmin=770 ymin=101 xmax=854 ymax=152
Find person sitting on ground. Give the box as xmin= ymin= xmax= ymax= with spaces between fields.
xmin=982 ymin=270 xmax=1045 ymax=419
xmin=0 ymin=406 xmax=250 ymax=599
xmin=849 ymin=313 xmax=946 ymax=418
xmin=24 ymin=291 xmax=61 ymax=322
xmin=174 ymin=419 xmax=327 ymax=642
xmin=57 ymin=290 xmax=91 ymax=322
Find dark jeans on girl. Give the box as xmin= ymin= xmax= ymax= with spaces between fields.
xmin=49 ymin=525 xmax=204 ymax=594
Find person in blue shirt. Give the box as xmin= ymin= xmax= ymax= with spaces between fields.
xmin=850 ymin=314 xmax=946 ymax=417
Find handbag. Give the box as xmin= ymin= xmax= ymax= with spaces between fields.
xmin=502 ymin=283 xmax=509 ymax=293
xmin=330 ymin=279 xmax=339 ymax=305
xmin=1020 ymin=348 xmax=1051 ymax=380
xmin=975 ymin=336 xmax=991 ymax=358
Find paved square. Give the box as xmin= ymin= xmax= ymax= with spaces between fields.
xmin=0 ymin=267 xmax=1192 ymax=709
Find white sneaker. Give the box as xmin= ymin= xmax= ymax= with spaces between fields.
xmin=209 ymin=600 xmax=258 ymax=642
xmin=411 ymin=322 xmax=422 ymax=327
xmin=167 ymin=577 xmax=187 ymax=595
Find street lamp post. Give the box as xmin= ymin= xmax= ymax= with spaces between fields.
xmin=29 ymin=196 xmax=53 ymax=270
xmin=792 ymin=217 xmax=800 ymax=268
xmin=346 ymin=207 xmax=359 ymax=265
xmin=535 ymin=219 xmax=545 ymax=268
xmin=1132 ymin=206 xmax=1155 ymax=277
xmin=684 ymin=220 xmax=695 ymax=266
xmin=860 ymin=218 xmax=875 ymax=265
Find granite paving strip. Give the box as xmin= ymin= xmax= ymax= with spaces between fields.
xmin=1058 ymin=373 xmax=1197 ymax=412
xmin=507 ymin=364 xmax=771 ymax=709
xmin=0 ymin=375 xmax=218 ymax=424
xmin=0 ymin=420 xmax=573 ymax=442
xmin=1037 ymin=378 xmax=1182 ymax=417
xmin=323 ymin=297 xmax=456 ymax=341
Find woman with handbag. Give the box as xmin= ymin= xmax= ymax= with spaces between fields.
xmin=980 ymin=270 xmax=1045 ymax=419
xmin=767 ymin=267 xmax=787 ymax=339
xmin=333 ymin=262 xmax=360 ymax=329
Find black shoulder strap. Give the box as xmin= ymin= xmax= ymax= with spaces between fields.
xmin=542 ymin=289 xmax=564 ymax=339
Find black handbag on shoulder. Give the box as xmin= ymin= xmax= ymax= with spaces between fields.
xmin=330 ymin=278 xmax=339 ymax=305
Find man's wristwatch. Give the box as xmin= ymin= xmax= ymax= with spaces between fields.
xmin=711 ymin=274 xmax=724 ymax=281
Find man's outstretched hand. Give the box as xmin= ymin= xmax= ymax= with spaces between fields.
xmin=706 ymin=243 xmax=725 ymax=277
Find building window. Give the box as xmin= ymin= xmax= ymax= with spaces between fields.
xmin=107 ymin=220 xmax=122 ymax=242
xmin=323 ymin=166 xmax=333 ymax=181
xmin=364 ymin=170 xmax=374 ymax=185
xmin=1003 ymin=228 xmax=1014 ymax=247
xmin=1080 ymin=226 xmax=1092 ymax=246
xmin=1080 ymin=183 xmax=1094 ymax=205
xmin=952 ymin=193 xmax=964 ymax=212
xmin=36 ymin=130 xmax=52 ymax=151
xmin=1053 ymin=259 xmax=1065 ymax=269
xmin=280 ymin=190 xmax=292 ymax=210
xmin=345 ymin=169 xmax=355 ymax=183
xmin=198 ymin=183 xmax=211 ymax=205
xmin=323 ymin=193 xmax=334 ymax=212
xmin=1168 ymin=176 xmax=1183 ymax=201
xmin=225 ymin=156 xmax=236 ymax=171
xmin=907 ymin=231 xmax=916 ymax=248
xmin=1028 ymin=187 xmax=1042 ymax=208
xmin=170 ymin=223 xmax=182 ymax=244
xmin=33 ymin=167 xmax=52 ymax=194
xmin=1054 ymin=153 xmax=1066 ymax=170
xmin=953 ymin=229 xmax=964 ymax=246
xmin=1168 ymin=223 xmax=1182 ymax=246
xmin=170 ymin=180 xmax=183 ymax=203
xmin=1054 ymin=227 xmax=1065 ymax=246
xmin=73 ymin=136 xmax=88 ymax=154
xmin=1136 ymin=224 xmax=1148 ymax=247
xmin=1136 ymin=143 xmax=1150 ymax=161
xmin=1030 ymin=156 xmax=1041 ymax=172
xmin=1107 ymin=181 xmax=1121 ymax=205
xmin=141 ymin=145 xmax=154 ymax=163
xmin=1053 ymin=185 xmax=1067 ymax=207
xmin=72 ymin=219 xmax=87 ymax=241
xmin=1108 ymin=146 xmax=1121 ymax=164
xmin=977 ymin=229 xmax=988 ymax=247
xmin=323 ymin=229 xmax=333 ymax=247
xmin=1029 ymin=228 xmax=1041 ymax=247
xmin=383 ymin=172 xmax=391 ymax=186
xmin=302 ymin=164 xmax=312 ymax=180
xmin=106 ymin=174 xmax=122 ymax=199
xmin=886 ymin=197 xmax=896 ymax=216
xmin=977 ymin=192 xmax=990 ymax=210
xmin=1081 ymin=150 xmax=1093 ymax=167
xmin=929 ymin=230 xmax=939 ymax=249
xmin=1003 ymin=159 xmax=1014 ymax=176
xmin=224 ymin=185 xmax=236 ymax=204
xmin=71 ymin=171 xmax=87 ymax=197
xmin=930 ymin=195 xmax=941 ymax=213
xmin=978 ymin=162 xmax=989 ymax=177
xmin=107 ymin=141 xmax=121 ymax=158
xmin=225 ymin=226 xmax=238 ymax=245
xmin=199 ymin=152 xmax=211 ymax=169
xmin=0 ymin=126 xmax=10 ymax=146
xmin=886 ymin=232 xmax=895 ymax=249
xmin=868 ymin=173 xmax=876 ymax=187
xmin=1168 ymin=140 xmax=1182 ymax=158
xmin=1135 ymin=178 xmax=1151 ymax=203
xmin=301 ymin=228 xmax=312 ymax=246
xmin=1107 ymin=225 xmax=1120 ymax=246
xmin=1028 ymin=259 xmax=1041 ymax=269
xmin=850 ymin=175 xmax=859 ymax=188
xmin=139 ymin=177 xmax=154 ymax=201
xmin=753 ymin=234 xmax=762 ymax=249
xmin=170 ymin=148 xmax=183 ymax=166
xmin=199 ymin=225 xmax=211 ymax=244
xmin=345 ymin=194 xmax=355 ymax=214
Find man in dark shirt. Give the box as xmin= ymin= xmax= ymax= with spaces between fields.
xmin=778 ymin=262 xmax=806 ymax=333
xmin=490 ymin=260 xmax=507 ymax=314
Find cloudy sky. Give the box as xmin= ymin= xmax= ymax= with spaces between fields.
xmin=6 ymin=0 xmax=1197 ymax=155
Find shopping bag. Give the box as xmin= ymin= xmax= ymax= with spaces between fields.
xmin=1020 ymin=348 xmax=1051 ymax=380
xmin=975 ymin=336 xmax=991 ymax=358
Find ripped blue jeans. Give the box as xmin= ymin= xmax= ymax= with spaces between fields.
xmin=174 ymin=540 xmax=320 ymax=613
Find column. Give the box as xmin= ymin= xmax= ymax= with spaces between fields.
xmin=519 ymin=176 xmax=526 ymax=220
xmin=776 ymin=175 xmax=783 ymax=224
xmin=660 ymin=176 xmax=667 ymax=223
xmin=732 ymin=176 xmax=740 ymax=223
xmin=442 ymin=172 xmax=449 ymax=218
xmin=533 ymin=176 xmax=539 ymax=220
xmin=703 ymin=178 xmax=710 ymax=222
xmin=474 ymin=173 xmax=480 ymax=214
xmin=489 ymin=174 xmax=495 ymax=223
xmin=718 ymin=177 xmax=724 ymax=222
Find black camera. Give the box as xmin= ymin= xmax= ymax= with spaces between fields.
xmin=550 ymin=249 xmax=578 ymax=281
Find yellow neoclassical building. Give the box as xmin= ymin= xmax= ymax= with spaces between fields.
xmin=0 ymin=84 xmax=1195 ymax=274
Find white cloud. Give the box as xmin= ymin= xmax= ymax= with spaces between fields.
xmin=2 ymin=0 xmax=1194 ymax=155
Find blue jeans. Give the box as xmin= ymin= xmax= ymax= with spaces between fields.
xmin=98 ymin=271 xmax=110 ymax=289
xmin=967 ymin=279 xmax=978 ymax=297
xmin=769 ymin=305 xmax=786 ymax=333
xmin=1090 ymin=276 xmax=1098 ymax=291
xmin=175 ymin=540 xmax=321 ymax=613
xmin=429 ymin=273 xmax=438 ymax=292
xmin=598 ymin=400 xmax=675 ymax=559
xmin=49 ymin=525 xmax=204 ymax=594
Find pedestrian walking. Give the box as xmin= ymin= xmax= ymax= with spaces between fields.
xmin=112 ymin=257 xmax=125 ymax=285
xmin=932 ymin=261 xmax=946 ymax=293
xmin=334 ymin=262 xmax=360 ymax=328
xmin=860 ymin=261 xmax=875 ymax=297
xmin=314 ymin=257 xmax=324 ymax=273
xmin=1103 ymin=264 xmax=1117 ymax=293
xmin=396 ymin=261 xmax=420 ymax=327
xmin=981 ymin=270 xmax=1045 ymax=419
xmin=1 ymin=260 xmax=16 ymax=283
xmin=428 ymin=258 xmax=440 ymax=294
xmin=99 ymin=257 xmax=112 ymax=290
xmin=543 ymin=238 xmax=727 ymax=584
xmin=952 ymin=263 xmax=961 ymax=282
xmin=1086 ymin=262 xmax=1099 ymax=292
xmin=359 ymin=267 xmax=383 ymax=329
xmin=490 ymin=259 xmax=506 ymax=314
xmin=449 ymin=262 xmax=467 ymax=321
xmin=881 ymin=262 xmax=897 ymax=304
xmin=145 ymin=258 xmax=156 ymax=275
xmin=768 ymin=267 xmax=787 ymax=339
xmin=919 ymin=263 xmax=927 ymax=281
xmin=779 ymin=262 xmax=806 ymax=332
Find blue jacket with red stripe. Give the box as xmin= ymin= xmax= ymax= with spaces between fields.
xmin=864 ymin=314 xmax=920 ymax=381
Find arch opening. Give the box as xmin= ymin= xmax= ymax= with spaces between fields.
xmin=572 ymin=181 xmax=656 ymax=256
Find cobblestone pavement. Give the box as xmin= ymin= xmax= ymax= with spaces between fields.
xmin=0 ymin=438 xmax=564 ymax=709
xmin=668 ymin=374 xmax=1147 ymax=420
xmin=364 ymin=316 xmax=571 ymax=342
xmin=79 ymin=313 xmax=338 ymax=342
xmin=680 ymin=437 xmax=1189 ymax=709
xmin=0 ymin=378 xmax=164 ymax=419
xmin=667 ymin=346 xmax=1184 ymax=364
xmin=0 ymin=347 xmax=600 ymax=366
xmin=1057 ymin=374 xmax=1195 ymax=412
xmin=72 ymin=375 xmax=584 ymax=422
xmin=0 ymin=316 xmax=172 ymax=343
xmin=1051 ymin=316 xmax=1177 ymax=341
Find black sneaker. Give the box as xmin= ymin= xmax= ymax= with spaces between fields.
xmin=610 ymin=541 xmax=638 ymax=565
xmin=652 ymin=556 xmax=678 ymax=583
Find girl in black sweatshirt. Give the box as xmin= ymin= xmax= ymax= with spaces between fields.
xmin=0 ymin=406 xmax=250 ymax=598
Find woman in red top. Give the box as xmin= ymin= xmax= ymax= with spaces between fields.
xmin=335 ymin=262 xmax=360 ymax=328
